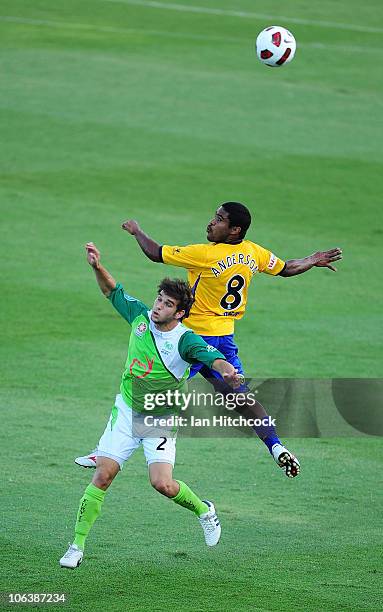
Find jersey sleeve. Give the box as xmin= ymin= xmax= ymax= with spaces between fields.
xmin=178 ymin=331 xmax=226 ymax=367
xmin=107 ymin=283 xmax=149 ymax=324
xmin=161 ymin=244 xmax=209 ymax=269
xmin=256 ymin=245 xmax=285 ymax=276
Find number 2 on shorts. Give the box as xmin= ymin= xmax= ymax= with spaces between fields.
xmin=156 ymin=437 xmax=167 ymax=451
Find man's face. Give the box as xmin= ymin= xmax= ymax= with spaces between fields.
xmin=151 ymin=291 xmax=184 ymax=325
xmin=206 ymin=207 xmax=233 ymax=243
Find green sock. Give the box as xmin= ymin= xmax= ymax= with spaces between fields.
xmin=171 ymin=480 xmax=208 ymax=517
xmin=74 ymin=483 xmax=106 ymax=550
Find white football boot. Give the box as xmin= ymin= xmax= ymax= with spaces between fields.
xmin=272 ymin=443 xmax=300 ymax=478
xmin=74 ymin=449 xmax=97 ymax=468
xmin=198 ymin=501 xmax=221 ymax=546
xmin=59 ymin=544 xmax=83 ymax=569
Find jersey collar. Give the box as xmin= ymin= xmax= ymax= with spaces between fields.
xmin=148 ymin=311 xmax=182 ymax=338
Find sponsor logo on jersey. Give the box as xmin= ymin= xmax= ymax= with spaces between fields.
xmin=206 ymin=345 xmax=216 ymax=352
xmin=161 ymin=340 xmax=174 ymax=356
xmin=124 ymin=293 xmax=138 ymax=302
xmin=134 ymin=322 xmax=148 ymax=337
xmin=268 ymin=253 xmax=277 ymax=270
xmin=129 ymin=356 xmax=154 ymax=378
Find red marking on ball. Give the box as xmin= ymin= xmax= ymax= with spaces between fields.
xmin=272 ymin=31 xmax=282 ymax=47
xmin=276 ymin=47 xmax=292 ymax=65
xmin=260 ymin=49 xmax=273 ymax=59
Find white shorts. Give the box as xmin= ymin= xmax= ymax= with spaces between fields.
xmin=97 ymin=394 xmax=177 ymax=469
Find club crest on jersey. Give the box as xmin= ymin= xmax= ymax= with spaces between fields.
xmin=161 ymin=340 xmax=174 ymax=356
xmin=134 ymin=322 xmax=148 ymax=337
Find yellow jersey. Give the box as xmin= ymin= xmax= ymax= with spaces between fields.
xmin=161 ymin=241 xmax=285 ymax=335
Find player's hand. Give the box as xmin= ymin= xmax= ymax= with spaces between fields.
xmin=85 ymin=242 xmax=100 ymax=268
xmin=312 ymin=247 xmax=342 ymax=272
xmin=122 ymin=219 xmax=141 ymax=235
xmin=222 ymin=368 xmax=245 ymax=390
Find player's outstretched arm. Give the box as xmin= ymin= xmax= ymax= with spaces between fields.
xmin=121 ymin=219 xmax=162 ymax=263
xmin=212 ymin=359 xmax=244 ymax=389
xmin=279 ymin=247 xmax=342 ymax=277
xmin=85 ymin=242 xmax=117 ymax=296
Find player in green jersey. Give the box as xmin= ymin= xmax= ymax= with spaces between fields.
xmin=60 ymin=243 xmax=242 ymax=569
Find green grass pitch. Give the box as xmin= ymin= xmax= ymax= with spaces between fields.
xmin=1 ymin=1 xmax=382 ymax=610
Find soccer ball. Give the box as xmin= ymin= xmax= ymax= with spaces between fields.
xmin=256 ymin=26 xmax=296 ymax=67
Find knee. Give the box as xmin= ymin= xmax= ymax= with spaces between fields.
xmin=93 ymin=468 xmax=116 ymax=490
xmin=150 ymin=478 xmax=174 ymax=497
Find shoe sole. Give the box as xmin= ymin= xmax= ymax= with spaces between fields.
xmin=74 ymin=460 xmax=96 ymax=469
xmin=206 ymin=534 xmax=221 ymax=547
xmin=60 ymin=558 xmax=83 ymax=569
xmin=278 ymin=451 xmax=300 ymax=478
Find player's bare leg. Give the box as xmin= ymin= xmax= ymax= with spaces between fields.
xmin=149 ymin=463 xmax=221 ymax=546
xmin=148 ymin=462 xmax=180 ymax=498
xmin=91 ymin=456 xmax=120 ymax=490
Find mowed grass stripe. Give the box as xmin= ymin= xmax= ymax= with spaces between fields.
xmin=100 ymin=0 xmax=383 ymax=34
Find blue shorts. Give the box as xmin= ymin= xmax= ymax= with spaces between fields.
xmin=189 ymin=334 xmax=248 ymax=393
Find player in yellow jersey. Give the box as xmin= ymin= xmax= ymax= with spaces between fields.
xmin=76 ymin=202 xmax=342 ymax=477
xmin=162 ymin=221 xmax=286 ymax=337
xmin=123 ymin=203 xmax=340 ymax=335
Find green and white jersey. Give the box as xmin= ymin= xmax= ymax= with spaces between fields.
xmin=108 ymin=284 xmax=225 ymax=414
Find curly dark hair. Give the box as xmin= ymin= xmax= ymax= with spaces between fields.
xmin=158 ymin=278 xmax=194 ymax=320
xmin=222 ymin=201 xmax=252 ymax=239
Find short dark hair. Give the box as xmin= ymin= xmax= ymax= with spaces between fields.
xmin=158 ymin=278 xmax=194 ymax=320
xmin=222 ymin=201 xmax=251 ymax=239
